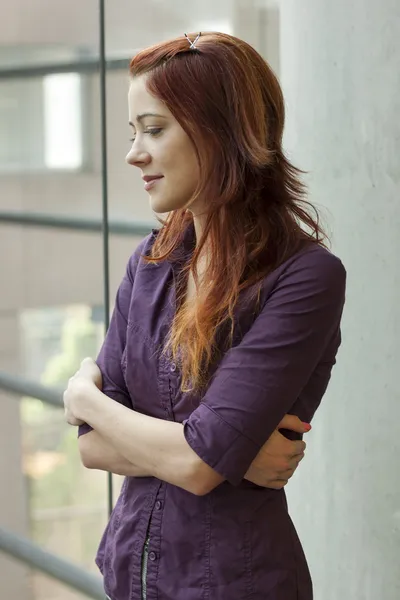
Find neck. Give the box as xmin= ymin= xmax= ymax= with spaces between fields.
xmin=190 ymin=211 xmax=210 ymax=278
xmin=192 ymin=214 xmax=205 ymax=247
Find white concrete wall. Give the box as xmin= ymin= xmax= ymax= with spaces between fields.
xmin=280 ymin=1 xmax=400 ymax=599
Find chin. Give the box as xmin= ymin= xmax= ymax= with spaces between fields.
xmin=149 ymin=194 xmax=186 ymax=214
xmin=150 ymin=200 xmax=172 ymax=214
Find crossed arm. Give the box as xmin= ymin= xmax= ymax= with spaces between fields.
xmin=65 ymin=362 xmax=309 ymax=494
xmin=65 ymin=246 xmax=345 ymax=496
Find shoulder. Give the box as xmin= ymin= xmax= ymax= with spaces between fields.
xmin=126 ymin=229 xmax=160 ymax=281
xmin=277 ymin=243 xmax=346 ymax=288
xmin=259 ymin=243 xmax=347 ymax=311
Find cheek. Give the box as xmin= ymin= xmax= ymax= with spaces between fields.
xmin=174 ymin=166 xmax=199 ymax=194
xmin=172 ymin=147 xmax=199 ymax=186
xmin=156 ymin=132 xmax=199 ymax=191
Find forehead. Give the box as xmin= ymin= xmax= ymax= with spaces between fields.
xmin=128 ymin=75 xmax=168 ymax=117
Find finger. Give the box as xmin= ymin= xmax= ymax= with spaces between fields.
xmin=269 ymin=479 xmax=288 ymax=489
xmin=277 ymin=414 xmax=312 ymax=434
xmin=279 ymin=468 xmax=295 ymax=480
xmin=287 ymin=439 xmax=306 ymax=458
xmin=286 ymin=454 xmax=304 ymax=472
xmin=277 ymin=452 xmax=304 ymax=475
xmin=286 ymin=454 xmax=304 ymax=475
xmin=66 ymin=413 xmax=82 ymax=426
xmin=80 ymin=357 xmax=96 ymax=371
xmin=79 ymin=357 xmax=101 ymax=381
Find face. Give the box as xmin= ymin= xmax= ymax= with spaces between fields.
xmin=126 ymin=75 xmax=201 ymax=215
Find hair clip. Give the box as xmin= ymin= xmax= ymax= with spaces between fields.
xmin=184 ymin=32 xmax=201 ymax=50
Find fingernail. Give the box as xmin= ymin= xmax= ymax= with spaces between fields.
xmin=303 ymin=422 xmax=312 ymax=431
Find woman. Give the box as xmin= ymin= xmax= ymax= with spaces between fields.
xmin=64 ymin=32 xmax=346 ymax=600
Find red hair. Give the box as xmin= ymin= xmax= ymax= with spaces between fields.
xmin=130 ymin=32 xmax=327 ymax=392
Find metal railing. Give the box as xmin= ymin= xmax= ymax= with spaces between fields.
xmin=0 ymin=56 xmax=130 ymax=80
xmin=0 ymin=528 xmax=105 ymax=599
xmin=0 ymin=211 xmax=154 ymax=237
xmin=0 ymin=371 xmax=63 ymax=407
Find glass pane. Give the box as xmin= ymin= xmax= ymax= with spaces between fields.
xmin=0 ymin=78 xmax=45 ymax=171
xmin=0 ymin=47 xmax=88 ymax=174
xmin=20 ymin=305 xmax=106 ymax=599
xmin=0 ymin=2 xmax=107 ymax=599
xmin=43 ymin=74 xmax=83 ymax=170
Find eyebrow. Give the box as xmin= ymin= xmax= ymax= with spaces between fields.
xmin=129 ymin=112 xmax=167 ymax=126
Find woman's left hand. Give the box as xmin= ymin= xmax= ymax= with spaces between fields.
xmin=245 ymin=415 xmax=309 ymax=489
xmin=63 ymin=358 xmax=102 ymax=426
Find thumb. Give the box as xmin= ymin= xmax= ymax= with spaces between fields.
xmin=277 ymin=414 xmax=312 ymax=434
xmin=79 ymin=357 xmax=98 ymax=377
xmin=79 ymin=357 xmax=102 ymax=389
xmin=80 ymin=357 xmax=96 ymax=370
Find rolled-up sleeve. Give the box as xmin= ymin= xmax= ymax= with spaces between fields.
xmin=78 ymin=238 xmax=147 ymax=437
xmin=183 ymin=248 xmax=346 ymax=485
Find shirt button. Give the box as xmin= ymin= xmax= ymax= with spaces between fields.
xmin=148 ymin=551 xmax=157 ymax=561
xmin=155 ymin=500 xmax=162 ymax=510
xmin=170 ymin=363 xmax=177 ymax=372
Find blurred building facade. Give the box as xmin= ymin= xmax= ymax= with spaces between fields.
xmin=0 ymin=1 xmax=399 ymax=599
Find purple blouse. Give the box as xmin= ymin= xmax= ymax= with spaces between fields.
xmin=79 ymin=225 xmax=346 ymax=600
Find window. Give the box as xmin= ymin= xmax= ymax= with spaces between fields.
xmin=43 ymin=73 xmax=83 ymax=169
xmin=0 ymin=48 xmax=88 ymax=173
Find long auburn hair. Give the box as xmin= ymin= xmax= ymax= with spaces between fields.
xmin=130 ymin=32 xmax=327 ymax=392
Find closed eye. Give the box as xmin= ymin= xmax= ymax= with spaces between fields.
xmin=146 ymin=128 xmax=163 ymax=136
xmin=129 ymin=128 xmax=163 ymax=143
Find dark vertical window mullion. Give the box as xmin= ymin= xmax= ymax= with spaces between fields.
xmin=99 ymin=0 xmax=113 ymax=517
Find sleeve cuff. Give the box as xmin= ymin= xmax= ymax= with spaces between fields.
xmin=77 ymin=423 xmax=93 ymax=437
xmin=183 ymin=403 xmax=260 ymax=486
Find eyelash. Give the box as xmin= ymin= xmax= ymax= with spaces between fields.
xmin=129 ymin=128 xmax=162 ymax=142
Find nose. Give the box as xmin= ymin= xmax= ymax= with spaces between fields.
xmin=125 ymin=140 xmax=151 ymax=168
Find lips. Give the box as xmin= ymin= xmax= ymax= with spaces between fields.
xmin=142 ymin=175 xmax=163 ymax=183
xmin=142 ymin=175 xmax=163 ymax=191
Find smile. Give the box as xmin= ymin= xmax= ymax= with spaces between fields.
xmin=143 ymin=176 xmax=164 ymax=191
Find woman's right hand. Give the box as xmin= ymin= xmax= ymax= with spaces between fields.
xmin=244 ymin=415 xmax=311 ymax=489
